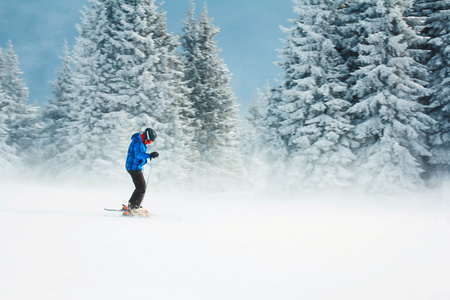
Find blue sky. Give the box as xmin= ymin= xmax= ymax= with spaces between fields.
xmin=0 ymin=0 xmax=295 ymax=116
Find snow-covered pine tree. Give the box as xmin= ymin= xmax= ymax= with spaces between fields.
xmin=420 ymin=0 xmax=450 ymax=181
xmin=334 ymin=0 xmax=375 ymax=91
xmin=39 ymin=42 xmax=79 ymax=173
xmin=240 ymin=81 xmax=272 ymax=189
xmin=270 ymin=0 xmax=355 ymax=190
xmin=246 ymin=81 xmax=272 ymax=154
xmin=181 ymin=1 xmax=244 ymax=190
xmin=0 ymin=42 xmax=39 ymax=172
xmin=257 ymin=84 xmax=289 ymax=163
xmin=0 ymin=49 xmax=21 ymax=177
xmin=403 ymin=0 xmax=432 ymax=102
xmin=0 ymin=95 xmax=17 ymax=177
xmin=39 ymin=0 xmax=127 ymax=181
xmin=404 ymin=0 xmax=431 ymax=50
xmin=404 ymin=0 xmax=433 ymax=32
xmin=46 ymin=0 xmax=193 ymax=185
xmin=346 ymin=0 xmax=433 ymax=192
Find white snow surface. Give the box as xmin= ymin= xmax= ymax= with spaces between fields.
xmin=1 ymin=181 xmax=450 ymax=300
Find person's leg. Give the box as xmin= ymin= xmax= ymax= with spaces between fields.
xmin=127 ymin=170 xmax=146 ymax=208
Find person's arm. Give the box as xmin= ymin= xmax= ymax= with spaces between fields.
xmin=134 ymin=143 xmax=151 ymax=160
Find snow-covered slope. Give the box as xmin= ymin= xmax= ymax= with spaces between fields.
xmin=1 ymin=182 xmax=449 ymax=299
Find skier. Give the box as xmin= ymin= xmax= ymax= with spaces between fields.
xmin=125 ymin=128 xmax=159 ymax=214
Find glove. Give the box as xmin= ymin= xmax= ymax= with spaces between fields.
xmin=149 ymin=152 xmax=159 ymax=160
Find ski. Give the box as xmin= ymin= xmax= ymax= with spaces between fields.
xmin=104 ymin=204 xmax=128 ymax=211
xmin=104 ymin=208 xmax=125 ymax=212
xmin=104 ymin=207 xmax=180 ymax=220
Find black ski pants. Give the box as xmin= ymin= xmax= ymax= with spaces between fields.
xmin=127 ymin=170 xmax=146 ymax=208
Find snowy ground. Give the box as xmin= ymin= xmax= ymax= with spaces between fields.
xmin=1 ymin=181 xmax=450 ymax=300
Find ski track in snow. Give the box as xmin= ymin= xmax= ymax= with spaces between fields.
xmin=1 ymin=182 xmax=450 ymax=300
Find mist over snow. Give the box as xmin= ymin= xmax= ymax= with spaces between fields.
xmin=1 ymin=176 xmax=450 ymax=300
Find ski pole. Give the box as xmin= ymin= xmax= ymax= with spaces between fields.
xmin=145 ymin=157 xmax=155 ymax=191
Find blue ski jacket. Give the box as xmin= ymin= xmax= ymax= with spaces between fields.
xmin=125 ymin=133 xmax=151 ymax=171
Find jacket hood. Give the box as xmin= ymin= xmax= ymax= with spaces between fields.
xmin=131 ymin=132 xmax=142 ymax=142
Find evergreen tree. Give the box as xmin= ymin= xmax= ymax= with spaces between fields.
xmin=241 ymin=82 xmax=272 ymax=189
xmin=247 ymin=81 xmax=272 ymax=154
xmin=0 ymin=49 xmax=20 ymax=176
xmin=39 ymin=42 xmax=78 ymax=172
xmin=269 ymin=0 xmax=355 ymax=190
xmin=334 ymin=0 xmax=367 ymax=87
xmin=420 ymin=0 xmax=450 ymax=180
xmin=0 ymin=42 xmax=39 ymax=172
xmin=346 ymin=0 xmax=433 ymax=192
xmin=405 ymin=0 xmax=433 ymax=32
xmin=258 ymin=85 xmax=289 ymax=162
xmin=43 ymin=0 xmax=193 ymax=185
xmin=403 ymin=0 xmax=432 ymax=104
xmin=181 ymin=1 xmax=244 ymax=190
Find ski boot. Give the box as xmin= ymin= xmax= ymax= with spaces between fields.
xmin=123 ymin=205 xmax=149 ymax=217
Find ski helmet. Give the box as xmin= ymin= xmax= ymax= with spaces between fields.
xmin=144 ymin=128 xmax=157 ymax=142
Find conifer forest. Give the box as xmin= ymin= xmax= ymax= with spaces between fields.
xmin=1 ymin=0 xmax=449 ymax=194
